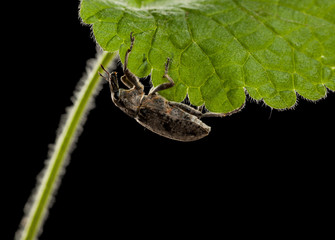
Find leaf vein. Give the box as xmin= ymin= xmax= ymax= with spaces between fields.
xmin=278 ymin=0 xmax=335 ymax=26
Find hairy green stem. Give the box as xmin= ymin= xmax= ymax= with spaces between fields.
xmin=16 ymin=51 xmax=116 ymax=240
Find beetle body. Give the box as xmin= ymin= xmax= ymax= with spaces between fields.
xmin=99 ymin=33 xmax=242 ymax=142
xmin=109 ymin=80 xmax=210 ymax=141
xmin=136 ymin=94 xmax=210 ymax=141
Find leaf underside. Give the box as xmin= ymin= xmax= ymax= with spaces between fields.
xmin=80 ymin=0 xmax=335 ymax=113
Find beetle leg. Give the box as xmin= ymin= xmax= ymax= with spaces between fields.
xmin=149 ymin=58 xmax=175 ymax=95
xmin=123 ymin=32 xmax=144 ymax=91
xmin=168 ymin=102 xmax=203 ymax=118
xmin=200 ymin=103 xmax=245 ymax=118
xmin=120 ymin=75 xmax=134 ymax=89
xmin=123 ymin=32 xmax=135 ymax=72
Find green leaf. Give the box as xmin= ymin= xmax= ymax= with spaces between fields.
xmin=80 ymin=0 xmax=335 ymax=112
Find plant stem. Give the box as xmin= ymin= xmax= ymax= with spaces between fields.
xmin=16 ymin=51 xmax=116 ymax=240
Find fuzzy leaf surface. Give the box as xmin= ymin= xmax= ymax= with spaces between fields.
xmin=80 ymin=0 xmax=335 ymax=112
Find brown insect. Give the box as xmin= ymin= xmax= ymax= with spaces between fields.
xmin=99 ymin=33 xmax=244 ymax=142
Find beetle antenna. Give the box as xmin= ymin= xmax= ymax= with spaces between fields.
xmin=100 ymin=64 xmax=109 ymax=75
xmin=98 ymin=72 xmax=109 ymax=82
xmin=99 ymin=64 xmax=111 ymax=82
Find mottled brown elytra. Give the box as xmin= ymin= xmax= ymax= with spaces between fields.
xmin=99 ymin=32 xmax=244 ymax=141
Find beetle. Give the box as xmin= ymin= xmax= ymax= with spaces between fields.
xmin=99 ymin=33 xmax=244 ymax=142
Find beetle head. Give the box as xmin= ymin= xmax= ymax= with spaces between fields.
xmin=109 ymin=71 xmax=120 ymax=99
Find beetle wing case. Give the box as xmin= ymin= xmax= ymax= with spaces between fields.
xmin=135 ymin=95 xmax=210 ymax=142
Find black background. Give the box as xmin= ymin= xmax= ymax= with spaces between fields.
xmin=5 ymin=1 xmax=334 ymax=239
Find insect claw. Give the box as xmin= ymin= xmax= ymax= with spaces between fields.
xmin=165 ymin=57 xmax=171 ymax=74
xmin=129 ymin=32 xmax=135 ymax=51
